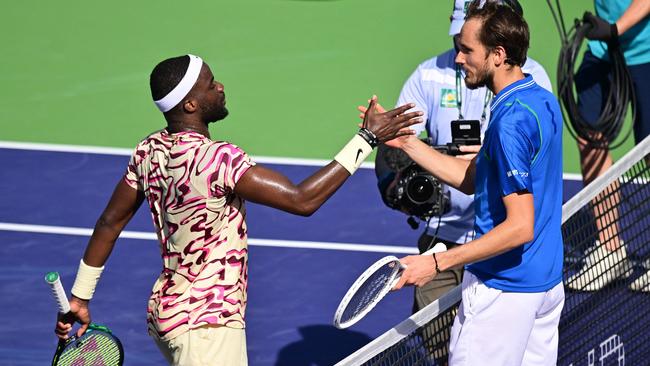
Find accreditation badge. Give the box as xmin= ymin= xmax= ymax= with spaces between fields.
xmin=440 ymin=88 xmax=458 ymax=108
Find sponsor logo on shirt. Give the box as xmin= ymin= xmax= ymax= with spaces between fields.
xmin=506 ymin=169 xmax=529 ymax=178
xmin=440 ymin=88 xmax=457 ymax=108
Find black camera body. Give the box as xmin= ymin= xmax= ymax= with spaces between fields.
xmin=388 ymin=120 xmax=481 ymax=224
xmin=394 ymin=162 xmax=449 ymax=221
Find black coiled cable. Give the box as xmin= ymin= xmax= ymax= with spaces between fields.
xmin=548 ymin=1 xmax=636 ymax=149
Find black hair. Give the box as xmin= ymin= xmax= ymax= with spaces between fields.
xmin=149 ymin=55 xmax=191 ymax=101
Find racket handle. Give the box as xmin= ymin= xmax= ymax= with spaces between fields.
xmin=45 ymin=272 xmax=71 ymax=314
xmin=422 ymin=242 xmax=447 ymax=255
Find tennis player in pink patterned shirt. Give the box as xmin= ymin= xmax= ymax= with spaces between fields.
xmin=55 ymin=54 xmax=422 ymax=365
xmin=123 ymin=130 xmax=254 ymax=341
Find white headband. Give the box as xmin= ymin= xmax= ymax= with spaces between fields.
xmin=154 ymin=54 xmax=204 ymax=113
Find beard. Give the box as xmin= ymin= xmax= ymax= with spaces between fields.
xmin=464 ymin=61 xmax=493 ymax=90
xmin=203 ymin=104 xmax=229 ymax=123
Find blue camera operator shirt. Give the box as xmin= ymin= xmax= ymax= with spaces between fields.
xmin=467 ymin=75 xmax=564 ymax=292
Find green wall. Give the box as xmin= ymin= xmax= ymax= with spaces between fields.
xmin=1 ymin=0 xmax=634 ymax=173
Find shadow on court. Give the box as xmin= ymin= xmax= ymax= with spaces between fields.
xmin=275 ymin=325 xmax=372 ymax=365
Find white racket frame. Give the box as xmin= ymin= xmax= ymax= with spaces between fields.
xmin=333 ymin=243 xmax=447 ymax=329
xmin=333 ymin=255 xmax=403 ymax=329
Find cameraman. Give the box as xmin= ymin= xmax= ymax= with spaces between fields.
xmin=363 ymin=0 xmax=553 ymax=314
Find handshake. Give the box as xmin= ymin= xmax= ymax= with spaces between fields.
xmin=357 ymin=101 xmax=481 ymax=227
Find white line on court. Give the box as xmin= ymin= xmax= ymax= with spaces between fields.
xmin=0 ymin=141 xmax=374 ymax=168
xmin=563 ymin=172 xmax=582 ymax=181
xmin=0 ymin=222 xmax=418 ymax=255
xmin=0 ymin=141 xmax=582 ymax=254
xmin=0 ymin=140 xmax=585 ymax=178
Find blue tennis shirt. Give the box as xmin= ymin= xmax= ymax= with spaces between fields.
xmin=467 ymin=75 xmax=564 ymax=292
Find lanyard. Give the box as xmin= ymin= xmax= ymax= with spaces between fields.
xmin=455 ymin=64 xmax=492 ymax=122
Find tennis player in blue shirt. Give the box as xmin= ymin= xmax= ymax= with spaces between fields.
xmin=391 ymin=1 xmax=564 ymax=365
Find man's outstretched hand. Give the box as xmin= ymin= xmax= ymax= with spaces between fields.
xmin=360 ymin=96 xmax=421 ymax=144
xmin=357 ymin=100 xmax=387 ymax=118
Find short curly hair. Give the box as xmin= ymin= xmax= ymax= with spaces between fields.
xmin=149 ymin=55 xmax=191 ymax=101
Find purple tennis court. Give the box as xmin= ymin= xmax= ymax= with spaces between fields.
xmin=0 ymin=144 xmax=583 ymax=365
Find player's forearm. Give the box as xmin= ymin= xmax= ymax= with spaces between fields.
xmin=237 ymin=162 xmax=352 ymax=216
xmin=401 ymin=138 xmax=474 ymax=194
xmin=291 ymin=162 xmax=352 ymax=216
xmin=71 ymin=217 xmax=125 ymax=301
xmin=616 ymin=0 xmax=650 ymax=35
xmin=70 ymin=224 xmax=117 ymax=302
xmin=81 ymin=180 xmax=143 ymax=267
xmin=72 ymin=180 xmax=142 ymax=301
xmin=82 ymin=221 xmax=121 ymax=267
xmin=293 ymin=128 xmax=379 ymax=214
xmin=436 ymin=216 xmax=533 ymax=271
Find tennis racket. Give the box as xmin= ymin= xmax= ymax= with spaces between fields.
xmin=333 ymin=242 xmax=447 ymax=329
xmin=45 ymin=272 xmax=124 ymax=366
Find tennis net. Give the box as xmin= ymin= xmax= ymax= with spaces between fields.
xmin=337 ymin=135 xmax=650 ymax=366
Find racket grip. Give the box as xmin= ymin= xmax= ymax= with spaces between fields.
xmin=45 ymin=272 xmax=71 ymax=314
xmin=422 ymin=242 xmax=447 ymax=255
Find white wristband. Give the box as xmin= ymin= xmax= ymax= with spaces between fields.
xmin=334 ymin=134 xmax=373 ymax=174
xmin=71 ymin=259 xmax=104 ymax=300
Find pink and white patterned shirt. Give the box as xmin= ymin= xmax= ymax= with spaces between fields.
xmin=123 ymin=129 xmax=255 ymax=341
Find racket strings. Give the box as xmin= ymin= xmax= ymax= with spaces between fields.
xmin=57 ymin=333 xmax=122 ymax=366
xmin=340 ymin=262 xmax=401 ymax=323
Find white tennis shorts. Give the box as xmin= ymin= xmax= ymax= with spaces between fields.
xmin=153 ymin=325 xmax=247 ymax=366
xmin=449 ymin=271 xmax=564 ymax=366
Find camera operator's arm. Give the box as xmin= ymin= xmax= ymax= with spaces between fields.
xmin=388 ymin=135 xmax=476 ymax=194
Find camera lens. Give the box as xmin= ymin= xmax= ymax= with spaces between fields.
xmin=392 ymin=163 xmax=450 ymax=222
xmin=406 ymin=175 xmax=435 ymax=204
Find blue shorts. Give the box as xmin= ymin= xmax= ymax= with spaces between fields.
xmin=575 ymin=50 xmax=650 ymax=144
